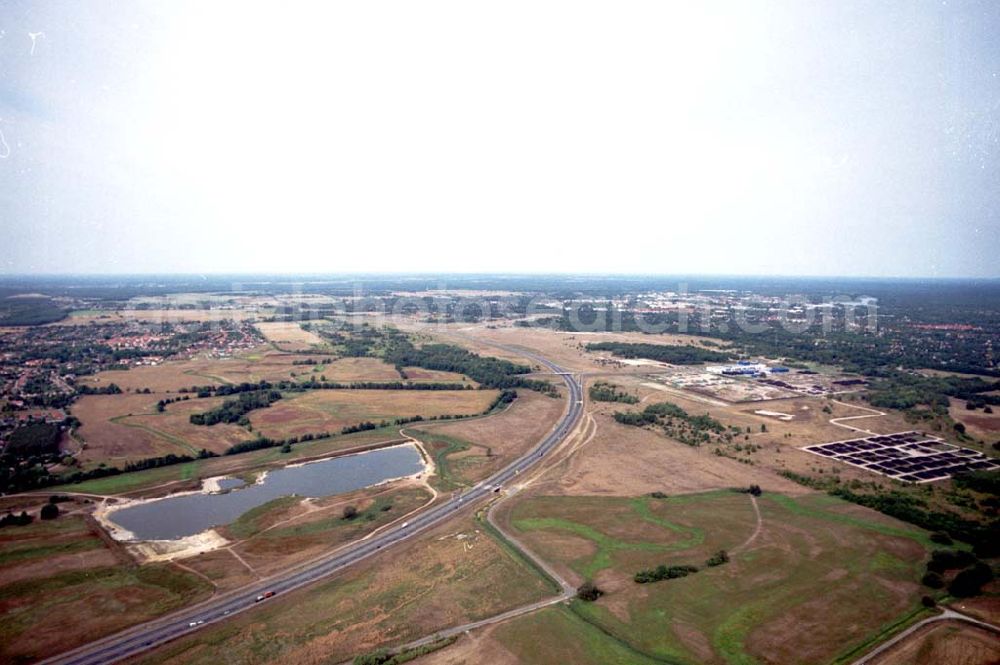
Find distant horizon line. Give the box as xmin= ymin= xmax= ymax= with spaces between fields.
xmin=0 ymin=271 xmax=998 ymax=282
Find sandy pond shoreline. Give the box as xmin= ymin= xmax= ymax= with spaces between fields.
xmin=93 ymin=442 xmax=430 ymax=562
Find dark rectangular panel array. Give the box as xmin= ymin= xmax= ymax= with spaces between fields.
xmin=801 ymin=431 xmax=999 ymax=483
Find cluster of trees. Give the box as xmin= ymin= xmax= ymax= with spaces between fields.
xmin=291 ymin=358 xmax=326 ymax=365
xmin=182 ymin=380 xmax=282 ymax=398
xmin=489 ymin=389 xmax=518 ymax=411
xmin=921 ymin=549 xmax=994 ymax=597
xmin=0 ymin=511 xmax=33 ymax=527
xmin=614 ymin=401 xmax=727 ymax=446
xmin=351 ymin=638 xmax=458 ymax=665
xmin=2 ymin=448 xmax=213 ymax=493
xmin=76 ymin=383 xmax=123 ymax=395
xmin=383 ymin=339 xmax=556 ymax=395
xmin=635 ymin=550 xmax=730 ymax=583
xmin=310 ymin=381 xmax=471 ymax=391
xmin=340 ymin=422 xmax=380 ymax=435
xmin=586 ymin=342 xmax=730 ymax=364
xmin=0 ymin=297 xmax=67 ymax=326
xmin=184 ymin=378 xmax=477 ymax=397
xmin=634 ymin=563 xmax=699 ymax=584
xmin=588 ymin=382 xmax=639 ymax=404
xmin=576 ymin=581 xmax=604 ymax=601
xmin=781 ymin=471 xmax=999 ymax=559
xmin=6 ymin=422 xmax=62 ymax=456
xmin=189 ymin=390 xmax=282 ymax=426
xmin=156 ymin=395 xmax=191 ymax=412
xmin=705 ymin=549 xmax=730 ymax=567
xmin=865 ymin=372 xmax=1000 ymax=412
xmin=0 ymin=418 xmax=78 ymax=493
xmin=952 ymin=470 xmax=1000 ymax=496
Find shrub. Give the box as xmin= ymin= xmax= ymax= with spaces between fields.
xmin=635 ymin=564 xmax=699 ymax=584
xmin=921 ymin=595 xmax=936 ymax=608
xmin=948 ymin=563 xmax=994 ymax=598
xmin=929 ymin=532 xmax=953 ymax=545
xmin=39 ymin=503 xmax=59 ymax=520
xmin=342 ymin=505 xmax=358 ymax=520
xmin=705 ymin=550 xmax=730 ymax=567
xmin=920 ymin=571 xmax=944 ymax=589
xmin=576 ymin=582 xmax=604 ymax=602
xmin=353 ymin=649 xmax=392 ymax=665
xmin=927 ymin=549 xmax=975 ymax=573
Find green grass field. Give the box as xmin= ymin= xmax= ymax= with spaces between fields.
xmin=506 ymin=490 xmax=934 ymax=665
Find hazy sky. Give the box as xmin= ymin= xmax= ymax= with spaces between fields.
xmin=1 ymin=1 xmax=997 ymax=277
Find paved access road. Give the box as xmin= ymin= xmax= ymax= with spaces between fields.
xmin=45 ymin=347 xmax=583 ymax=665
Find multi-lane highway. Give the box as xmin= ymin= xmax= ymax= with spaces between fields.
xmin=46 ymin=348 xmax=583 ymax=665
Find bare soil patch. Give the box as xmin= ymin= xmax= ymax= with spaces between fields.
xmin=869 ymin=621 xmax=1000 ymax=665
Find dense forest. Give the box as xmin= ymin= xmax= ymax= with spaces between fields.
xmin=586 ymin=341 xmax=730 ymax=364
xmin=0 ymin=297 xmax=67 ymax=326
xmin=865 ymin=372 xmax=1000 ymax=411
xmin=6 ymin=422 xmax=62 ymax=455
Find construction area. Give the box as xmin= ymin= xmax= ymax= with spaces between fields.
xmin=646 ymin=365 xmax=867 ymax=403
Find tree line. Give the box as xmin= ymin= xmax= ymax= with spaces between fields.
xmin=586 ymin=341 xmax=730 ymax=364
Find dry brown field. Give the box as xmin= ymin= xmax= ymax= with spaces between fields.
xmin=584 ymin=375 xmax=929 ymax=487
xmin=537 ymin=409 xmax=809 ymax=497
xmin=58 ymin=309 xmax=263 ymax=325
xmin=254 ymin=321 xmax=326 ymax=350
xmin=248 ymin=389 xmax=500 ymax=440
xmin=130 ymin=515 xmax=553 ymax=665
xmin=78 ymin=352 xmax=470 ymax=394
xmin=456 ymin=325 xmax=732 ymax=374
xmin=72 ymin=394 xmax=249 ymax=464
xmin=949 ymin=397 xmax=1000 ymax=441
xmin=0 ymin=513 xmax=211 ymax=663
xmin=305 ymin=356 xmax=401 ymax=382
xmin=952 ymin=587 xmax=1000 ymax=624
xmin=870 ymin=621 xmax=1000 ymax=665
xmin=409 ymin=623 xmax=519 ymax=665
xmin=78 ymin=349 xmax=309 ymax=393
xmin=412 ymin=389 xmax=565 ymax=480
